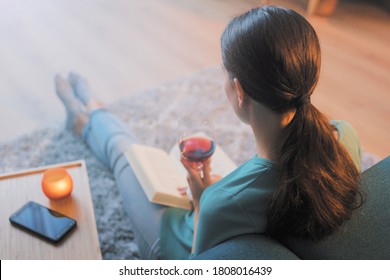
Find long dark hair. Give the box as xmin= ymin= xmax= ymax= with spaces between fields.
xmin=221 ymin=6 xmax=363 ymax=240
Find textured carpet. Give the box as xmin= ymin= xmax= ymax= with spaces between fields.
xmin=0 ymin=66 xmax=380 ymax=259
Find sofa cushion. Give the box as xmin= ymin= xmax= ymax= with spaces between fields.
xmin=284 ymin=156 xmax=390 ymax=259
xmin=193 ymin=233 xmax=299 ymax=260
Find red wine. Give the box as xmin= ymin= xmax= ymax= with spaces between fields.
xmin=180 ymin=137 xmax=216 ymax=163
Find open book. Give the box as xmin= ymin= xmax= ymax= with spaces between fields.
xmin=125 ymin=141 xmax=236 ymax=210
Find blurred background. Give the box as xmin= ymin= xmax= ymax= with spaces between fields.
xmin=0 ymin=0 xmax=389 ymax=159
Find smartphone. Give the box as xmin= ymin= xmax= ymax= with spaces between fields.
xmin=9 ymin=201 xmax=77 ymax=243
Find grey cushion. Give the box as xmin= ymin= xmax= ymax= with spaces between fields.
xmin=195 ymin=156 xmax=390 ymax=260
xmin=194 ymin=234 xmax=299 ymax=260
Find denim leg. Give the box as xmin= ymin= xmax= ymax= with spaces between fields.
xmin=82 ymin=109 xmax=166 ymax=259
xmin=82 ymin=109 xmax=134 ymax=167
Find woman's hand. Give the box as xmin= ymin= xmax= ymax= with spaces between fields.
xmin=177 ymin=174 xmax=221 ymax=200
xmin=180 ymin=158 xmax=213 ymax=210
xmin=180 ymin=158 xmax=222 ymax=254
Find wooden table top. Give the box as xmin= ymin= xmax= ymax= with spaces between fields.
xmin=0 ymin=160 xmax=102 ymax=259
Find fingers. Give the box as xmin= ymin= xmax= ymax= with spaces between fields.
xmin=202 ymin=158 xmax=212 ymax=185
xmin=181 ymin=157 xmax=213 ymax=183
xmin=180 ymin=157 xmax=199 ymax=177
xmin=180 ymin=157 xmax=217 ymax=204
xmin=177 ymin=186 xmax=188 ymax=196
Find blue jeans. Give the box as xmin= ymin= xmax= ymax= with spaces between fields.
xmin=82 ymin=109 xmax=167 ymax=259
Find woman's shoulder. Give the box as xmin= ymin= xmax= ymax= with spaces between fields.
xmin=330 ymin=120 xmax=361 ymax=170
xmin=201 ymin=156 xmax=278 ymax=208
xmin=330 ymin=120 xmax=357 ymax=134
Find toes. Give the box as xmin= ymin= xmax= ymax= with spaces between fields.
xmin=67 ymin=72 xmax=94 ymax=106
xmin=54 ymin=74 xmax=64 ymax=86
xmin=68 ymin=71 xmax=88 ymax=87
xmin=55 ymin=74 xmax=72 ymax=93
xmin=68 ymin=71 xmax=80 ymax=80
xmin=68 ymin=71 xmax=78 ymax=83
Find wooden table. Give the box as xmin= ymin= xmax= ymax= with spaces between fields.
xmin=0 ymin=160 xmax=102 ymax=259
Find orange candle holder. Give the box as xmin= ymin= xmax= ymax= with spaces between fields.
xmin=42 ymin=168 xmax=73 ymax=200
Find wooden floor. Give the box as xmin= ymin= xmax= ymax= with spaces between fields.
xmin=0 ymin=0 xmax=389 ymax=159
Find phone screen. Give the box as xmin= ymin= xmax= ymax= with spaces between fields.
xmin=9 ymin=201 xmax=77 ymax=243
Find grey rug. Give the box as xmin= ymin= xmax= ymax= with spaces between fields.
xmin=0 ymin=66 xmax=380 ymax=259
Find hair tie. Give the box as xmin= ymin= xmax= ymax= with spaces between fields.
xmin=293 ymin=95 xmax=311 ymax=108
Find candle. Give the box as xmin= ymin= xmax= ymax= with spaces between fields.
xmin=41 ymin=168 xmax=73 ymax=200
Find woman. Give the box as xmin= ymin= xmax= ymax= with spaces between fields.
xmin=55 ymin=5 xmax=363 ymax=259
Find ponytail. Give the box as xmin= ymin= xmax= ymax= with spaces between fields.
xmin=266 ymin=103 xmax=363 ymax=240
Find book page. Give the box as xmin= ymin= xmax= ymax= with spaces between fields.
xmin=125 ymin=144 xmax=188 ymax=199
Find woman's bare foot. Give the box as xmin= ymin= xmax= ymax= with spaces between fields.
xmin=68 ymin=72 xmax=104 ymax=112
xmin=55 ymin=74 xmax=89 ymax=135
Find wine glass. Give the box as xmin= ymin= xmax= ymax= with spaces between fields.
xmin=177 ymin=116 xmax=217 ymax=172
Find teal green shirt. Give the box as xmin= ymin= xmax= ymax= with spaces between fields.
xmin=160 ymin=120 xmax=361 ymax=259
